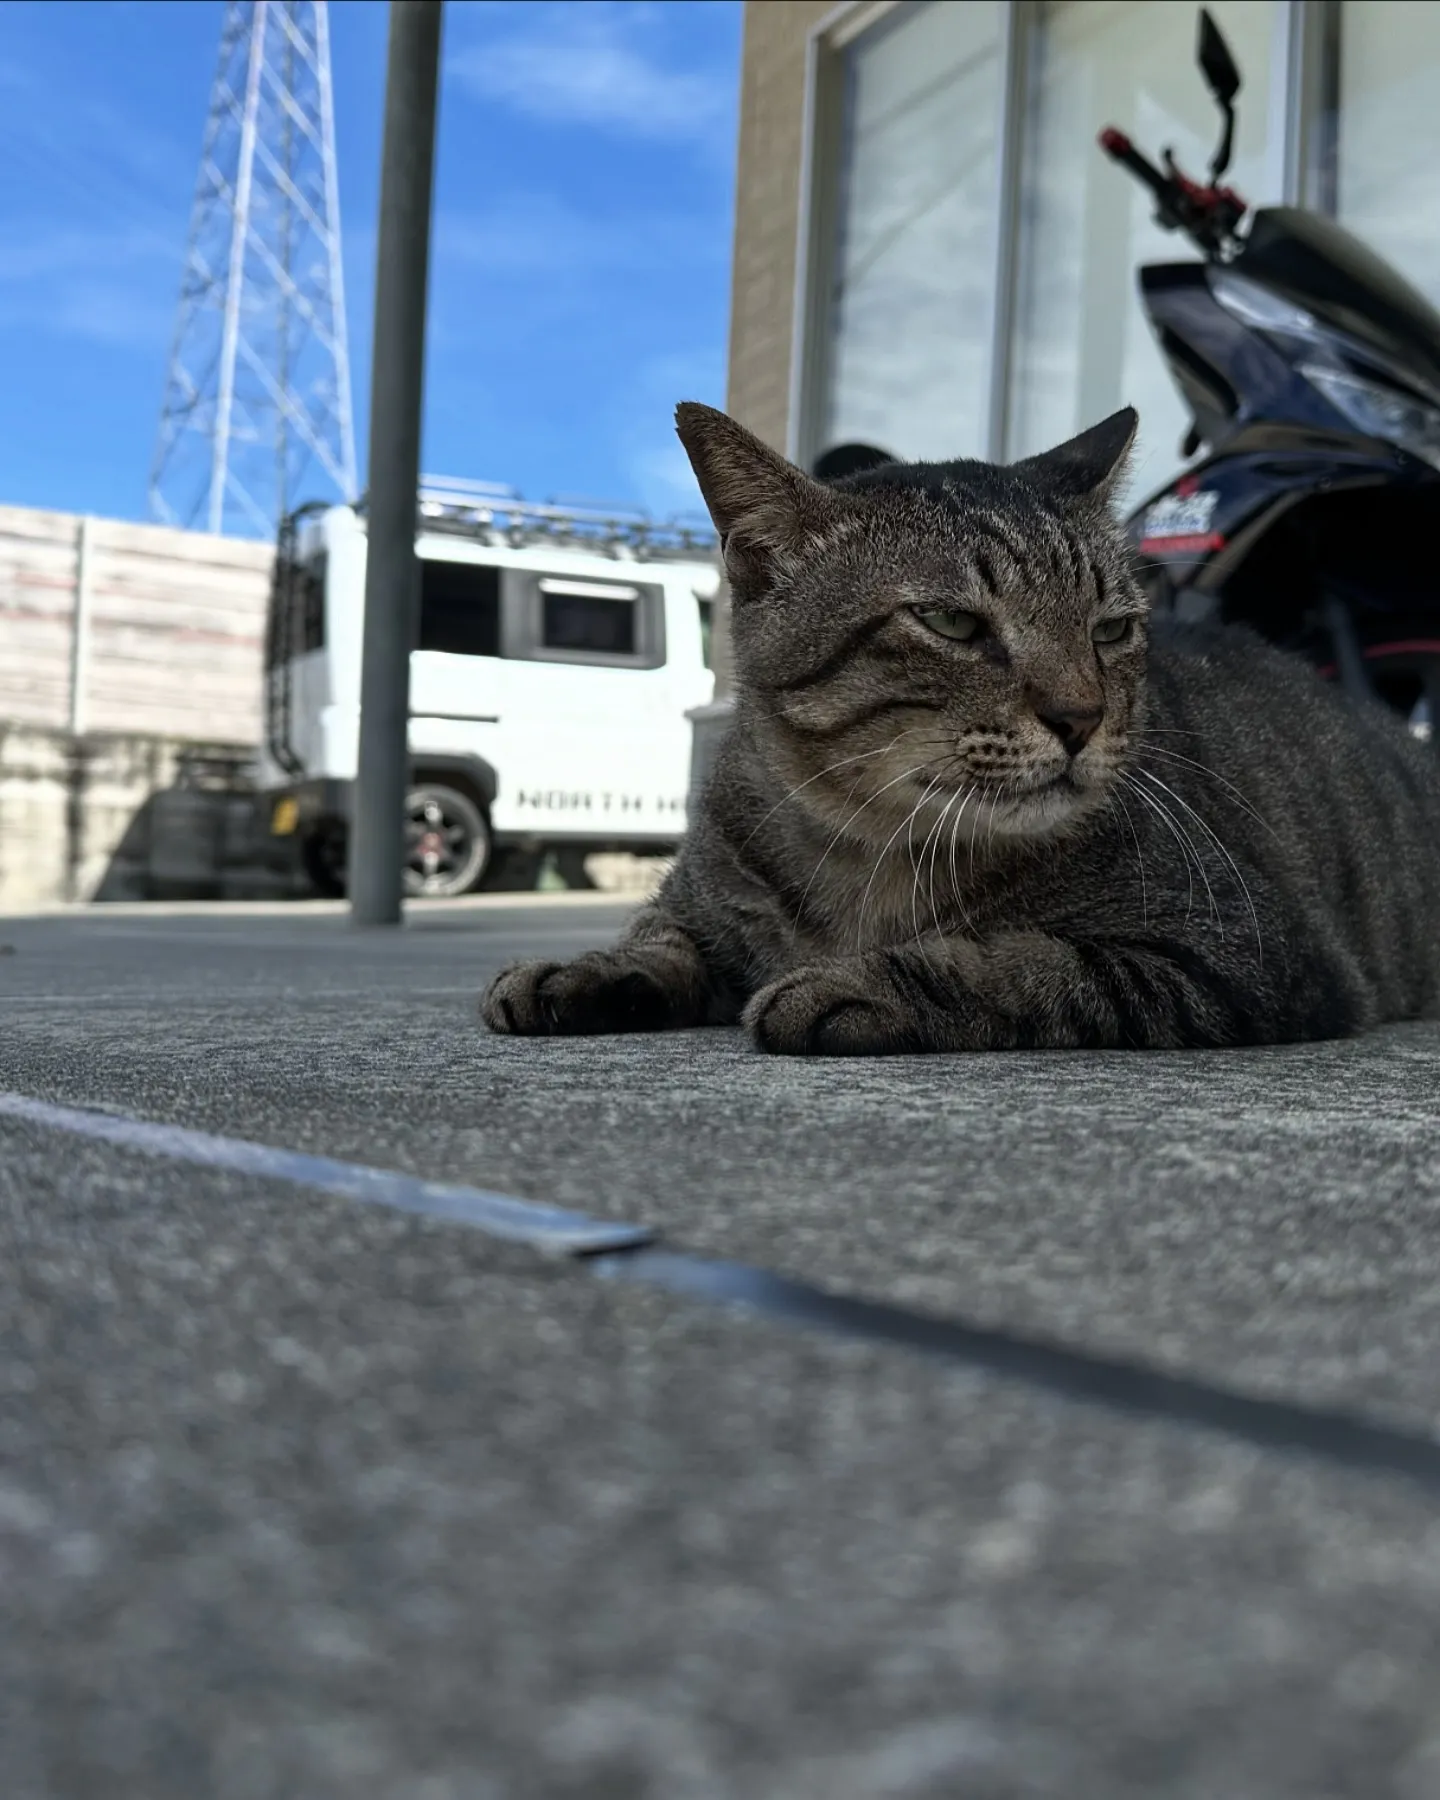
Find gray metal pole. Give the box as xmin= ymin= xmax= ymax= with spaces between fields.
xmin=349 ymin=0 xmax=443 ymax=925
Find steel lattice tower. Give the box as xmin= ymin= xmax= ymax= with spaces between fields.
xmin=149 ymin=0 xmax=357 ymax=539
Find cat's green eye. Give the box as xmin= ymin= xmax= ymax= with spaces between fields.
xmin=1092 ymin=616 xmax=1133 ymax=645
xmin=915 ymin=607 xmax=982 ymax=643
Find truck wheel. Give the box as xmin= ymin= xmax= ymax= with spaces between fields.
xmin=404 ymin=783 xmax=492 ymax=898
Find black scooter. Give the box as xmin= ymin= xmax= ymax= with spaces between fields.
xmin=816 ymin=9 xmax=1440 ymax=737
xmin=1099 ymin=7 xmax=1440 ymax=734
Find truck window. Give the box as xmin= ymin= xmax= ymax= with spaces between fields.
xmin=540 ymin=580 xmax=638 ymax=655
xmin=300 ymin=556 xmax=326 ymax=652
xmin=504 ymin=570 xmax=666 ymax=668
xmin=420 ymin=560 xmax=500 ymax=656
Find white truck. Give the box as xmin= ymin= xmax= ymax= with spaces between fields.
xmin=258 ymin=479 xmax=720 ymax=897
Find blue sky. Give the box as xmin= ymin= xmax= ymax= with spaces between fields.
xmin=0 ymin=0 xmax=741 ymax=532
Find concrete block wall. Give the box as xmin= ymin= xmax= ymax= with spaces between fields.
xmin=0 ymin=505 xmax=273 ymax=743
xmin=0 ymin=506 xmax=276 ymax=909
xmin=0 ymin=725 xmax=272 ymax=910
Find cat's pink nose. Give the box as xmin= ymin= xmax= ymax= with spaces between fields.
xmin=1037 ymin=706 xmax=1103 ymax=756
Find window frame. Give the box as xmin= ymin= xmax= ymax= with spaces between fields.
xmin=789 ymin=0 xmax=1027 ymax=469
xmin=500 ymin=569 xmax=668 ymax=671
xmin=790 ymin=0 xmax=1318 ymax=472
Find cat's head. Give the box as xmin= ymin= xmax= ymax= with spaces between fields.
xmin=676 ymin=401 xmax=1148 ymax=846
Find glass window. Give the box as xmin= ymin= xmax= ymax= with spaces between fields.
xmin=299 ymin=555 xmax=326 ymax=654
xmin=540 ymin=580 xmax=638 ymax=656
xmin=419 ymin=559 xmax=500 ymax=657
xmin=817 ymin=0 xmax=1005 ymax=463
xmin=1332 ymin=2 xmax=1440 ymax=306
xmin=1006 ymin=1 xmax=1279 ymax=499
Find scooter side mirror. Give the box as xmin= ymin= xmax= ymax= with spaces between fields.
xmin=1197 ymin=8 xmax=1240 ymax=180
xmin=1198 ymin=9 xmax=1241 ymax=105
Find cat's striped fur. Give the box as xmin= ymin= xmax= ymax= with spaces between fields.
xmin=482 ymin=403 xmax=1440 ymax=1055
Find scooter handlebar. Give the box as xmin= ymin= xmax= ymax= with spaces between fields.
xmin=1097 ymin=125 xmax=1242 ymax=255
xmin=1098 ymin=127 xmax=1174 ymax=205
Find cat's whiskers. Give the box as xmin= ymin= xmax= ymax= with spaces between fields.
xmin=1107 ymin=788 xmax=1149 ymax=928
xmin=1137 ymin=743 xmax=1281 ymax=842
xmin=926 ymin=782 xmax=971 ymax=940
xmin=872 ymin=770 xmax=946 ymax=955
xmin=1120 ymin=772 xmax=1209 ymax=927
xmin=912 ymin=780 xmax=971 ymax=968
xmin=1133 ymin=767 xmax=1264 ymax=966
xmin=789 ymin=758 xmax=941 ymax=945
xmin=947 ymin=784 xmax=982 ymax=929
xmin=985 ymin=786 xmax=1003 ymax=857
xmin=739 ymin=738 xmax=903 ymax=855
xmin=854 ymin=758 xmax=969 ymax=949
xmin=968 ymin=776 xmax=988 ymax=870
xmin=907 ymin=781 xmax=941 ymax=959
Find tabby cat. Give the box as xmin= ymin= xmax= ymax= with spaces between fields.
xmin=482 ymin=403 xmax=1440 ymax=1055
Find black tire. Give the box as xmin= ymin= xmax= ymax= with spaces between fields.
xmin=403 ymin=782 xmax=492 ymax=898
xmin=484 ymin=847 xmax=546 ymax=892
xmin=299 ymin=820 xmax=348 ymax=898
xmin=554 ymin=847 xmax=598 ymax=889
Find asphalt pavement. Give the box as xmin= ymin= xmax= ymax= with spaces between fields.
xmin=3 ymin=896 xmax=1440 ymax=1799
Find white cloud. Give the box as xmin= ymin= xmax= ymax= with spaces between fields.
xmin=447 ymin=1 xmax=733 ymax=147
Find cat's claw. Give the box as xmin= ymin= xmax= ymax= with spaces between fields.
xmin=743 ymin=965 xmax=914 ymax=1056
xmin=480 ymin=959 xmax=565 ymax=1034
xmin=481 ymin=953 xmax=680 ymax=1036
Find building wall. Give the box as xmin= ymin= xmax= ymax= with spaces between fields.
xmin=0 ymin=505 xmax=274 ymax=744
xmin=725 ymin=0 xmax=832 ymax=451
xmin=707 ymin=0 xmax=833 ymax=698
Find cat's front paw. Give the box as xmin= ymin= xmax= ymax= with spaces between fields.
xmin=743 ymin=961 xmax=914 ymax=1057
xmin=481 ymin=952 xmax=680 ymax=1036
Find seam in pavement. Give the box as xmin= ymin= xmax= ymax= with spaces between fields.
xmin=5 ymin=1089 xmax=1440 ymax=1492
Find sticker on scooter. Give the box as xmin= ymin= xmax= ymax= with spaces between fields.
xmin=1139 ymin=489 xmax=1223 ymax=553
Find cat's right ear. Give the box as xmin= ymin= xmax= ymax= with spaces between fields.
xmin=674 ymin=402 xmax=848 ymax=593
xmin=1012 ymin=408 xmax=1138 ymax=511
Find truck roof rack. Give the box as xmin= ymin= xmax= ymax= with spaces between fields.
xmin=337 ymin=475 xmax=718 ymax=562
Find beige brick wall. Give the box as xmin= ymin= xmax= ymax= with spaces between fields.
xmin=725 ymin=0 xmax=833 ymax=452
xmin=707 ymin=0 xmax=833 ymax=697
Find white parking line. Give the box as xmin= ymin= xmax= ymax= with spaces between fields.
xmin=0 ymin=1091 xmax=651 ymax=1256
xmin=8 ymin=1090 xmax=1440 ymax=1490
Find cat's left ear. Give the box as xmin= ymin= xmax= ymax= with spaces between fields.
xmin=1012 ymin=407 xmax=1138 ymax=511
xmin=674 ymin=401 xmax=850 ymax=594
